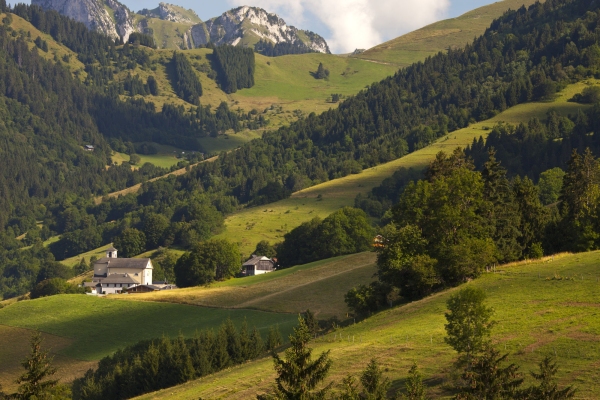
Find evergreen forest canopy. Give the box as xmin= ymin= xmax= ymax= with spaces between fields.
xmin=3 ymin=0 xmax=600 ymax=300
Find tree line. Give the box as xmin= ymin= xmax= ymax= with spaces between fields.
xmin=72 ymin=319 xmax=282 ymax=400
xmin=254 ymin=39 xmax=316 ymax=57
xmin=345 ymin=145 xmax=600 ymax=316
xmin=171 ymin=51 xmax=203 ymax=104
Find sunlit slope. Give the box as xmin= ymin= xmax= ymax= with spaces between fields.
xmin=216 ymin=81 xmax=594 ymax=255
xmin=0 ymin=295 xmax=299 ymax=389
xmin=137 ymin=251 xmax=600 ymax=399
xmin=355 ymin=0 xmax=541 ymax=66
xmin=115 ymin=252 xmax=377 ymax=319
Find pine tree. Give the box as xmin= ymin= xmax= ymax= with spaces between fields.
xmin=403 ymin=363 xmax=425 ymax=400
xmin=524 ymin=356 xmax=576 ymax=399
xmin=15 ymin=331 xmax=58 ymax=399
xmin=266 ymin=324 xmax=283 ymax=351
xmin=249 ymin=326 xmax=264 ymax=359
xmin=338 ymin=375 xmax=360 ymax=400
xmin=481 ymin=149 xmax=522 ymax=263
xmin=360 ymin=359 xmax=390 ymax=400
xmin=264 ymin=316 xmax=333 ymax=399
xmin=303 ymin=309 xmax=319 ymax=337
xmin=455 ymin=345 xmax=523 ymax=400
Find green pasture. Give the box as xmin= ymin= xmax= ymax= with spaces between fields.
xmin=216 ymin=81 xmax=596 ymax=255
xmin=115 ymin=252 xmax=378 ymax=319
xmin=137 ymin=251 xmax=600 ymax=399
xmin=0 ymin=295 xmax=298 ymax=361
xmin=354 ymin=0 xmax=541 ymax=66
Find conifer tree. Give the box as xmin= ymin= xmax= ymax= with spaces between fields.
xmin=15 ymin=331 xmax=58 ymax=399
xmin=455 ymin=345 xmax=523 ymax=399
xmin=303 ymin=309 xmax=319 ymax=337
xmin=249 ymin=326 xmax=265 ymax=359
xmin=338 ymin=375 xmax=360 ymax=400
xmin=524 ymin=356 xmax=576 ymax=399
xmin=403 ymin=363 xmax=426 ymax=400
xmin=360 ymin=358 xmax=390 ymax=400
xmin=266 ymin=324 xmax=283 ymax=351
xmin=262 ymin=316 xmax=332 ymax=399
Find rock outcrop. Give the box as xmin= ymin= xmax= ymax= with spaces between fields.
xmin=190 ymin=6 xmax=330 ymax=53
xmin=32 ymin=0 xmax=134 ymax=41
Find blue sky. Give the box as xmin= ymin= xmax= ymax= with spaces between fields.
xmin=23 ymin=0 xmax=503 ymax=53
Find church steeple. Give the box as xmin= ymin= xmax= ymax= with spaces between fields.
xmin=106 ymin=246 xmax=118 ymax=258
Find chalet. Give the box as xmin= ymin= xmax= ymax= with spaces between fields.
xmin=126 ymin=283 xmax=177 ymax=293
xmin=84 ymin=247 xmax=153 ymax=294
xmin=243 ymin=255 xmax=276 ymax=276
xmin=84 ymin=145 xmax=95 ymax=151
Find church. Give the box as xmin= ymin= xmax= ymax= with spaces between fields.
xmin=84 ymin=247 xmax=153 ymax=295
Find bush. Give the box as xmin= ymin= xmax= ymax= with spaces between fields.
xmin=30 ymin=278 xmax=85 ymax=299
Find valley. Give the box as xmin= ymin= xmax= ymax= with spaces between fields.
xmin=1 ymin=0 xmax=600 ymax=399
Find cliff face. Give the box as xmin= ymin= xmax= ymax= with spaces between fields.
xmin=190 ymin=6 xmax=330 ymax=53
xmin=32 ymin=0 xmax=134 ymax=41
xmin=29 ymin=1 xmax=329 ymax=53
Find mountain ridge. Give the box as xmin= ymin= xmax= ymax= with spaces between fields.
xmin=31 ymin=0 xmax=330 ymax=53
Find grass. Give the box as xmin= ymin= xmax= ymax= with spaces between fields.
xmin=115 ymin=252 xmax=377 ymax=319
xmin=354 ymin=0 xmax=541 ymax=67
xmin=136 ymin=251 xmax=600 ymax=399
xmin=216 ymin=81 xmax=596 ymax=255
xmin=0 ymin=295 xmax=298 ymax=360
xmin=197 ymin=129 xmax=263 ymax=154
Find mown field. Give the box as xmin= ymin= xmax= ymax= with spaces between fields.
xmin=354 ymin=0 xmax=541 ymax=66
xmin=137 ymin=251 xmax=600 ymax=399
xmin=115 ymin=252 xmax=377 ymax=319
xmin=0 ymin=296 xmax=299 ymax=391
xmin=216 ymin=80 xmax=596 ymax=255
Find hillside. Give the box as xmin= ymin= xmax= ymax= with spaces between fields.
xmin=215 ymin=80 xmax=596 ymax=255
xmin=137 ymin=251 xmax=600 ymax=399
xmin=0 ymin=295 xmax=299 ymax=391
xmin=354 ymin=0 xmax=541 ymax=66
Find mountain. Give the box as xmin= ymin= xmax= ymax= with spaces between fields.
xmin=137 ymin=2 xmax=202 ymax=25
xmin=30 ymin=0 xmax=330 ymax=54
xmin=31 ymin=0 xmax=136 ymax=41
xmin=190 ymin=6 xmax=330 ymax=53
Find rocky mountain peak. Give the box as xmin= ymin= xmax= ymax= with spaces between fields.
xmin=32 ymin=0 xmax=134 ymax=41
xmin=138 ymin=2 xmax=202 ymax=25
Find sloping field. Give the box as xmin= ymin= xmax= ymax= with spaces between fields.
xmin=216 ymin=81 xmax=595 ymax=255
xmin=354 ymin=0 xmax=541 ymax=66
xmin=0 ymin=296 xmax=299 ymax=389
xmin=137 ymin=251 xmax=600 ymax=399
xmin=115 ymin=252 xmax=377 ymax=319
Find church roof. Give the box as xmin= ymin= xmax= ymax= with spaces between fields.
xmin=99 ymin=274 xmax=140 ymax=284
xmin=94 ymin=257 xmax=152 ymax=269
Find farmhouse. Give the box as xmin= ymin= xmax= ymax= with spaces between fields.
xmin=243 ymin=255 xmax=276 ymax=276
xmin=84 ymin=247 xmax=153 ymax=294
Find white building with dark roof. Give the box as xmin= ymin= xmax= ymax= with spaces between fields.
xmin=85 ymin=247 xmax=153 ymax=294
xmin=243 ymin=255 xmax=276 ymax=276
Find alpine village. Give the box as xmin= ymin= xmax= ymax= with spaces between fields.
xmin=0 ymin=0 xmax=599 ymax=398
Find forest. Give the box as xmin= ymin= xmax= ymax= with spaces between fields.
xmin=211 ymin=44 xmax=255 ymax=93
xmin=3 ymin=0 xmax=600 ymax=300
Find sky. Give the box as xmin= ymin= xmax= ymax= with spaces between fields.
xmin=24 ymin=0 xmax=501 ymax=53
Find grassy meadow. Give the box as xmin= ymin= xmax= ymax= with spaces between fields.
xmin=216 ymin=80 xmax=596 ymax=255
xmin=0 ymin=296 xmax=299 ymax=390
xmin=115 ymin=252 xmax=377 ymax=319
xmin=354 ymin=0 xmax=541 ymax=66
xmin=136 ymin=251 xmax=600 ymax=399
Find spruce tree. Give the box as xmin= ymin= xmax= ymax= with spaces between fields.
xmin=338 ymin=375 xmax=360 ymax=400
xmin=455 ymin=345 xmax=523 ymax=399
xmin=15 ymin=331 xmax=58 ymax=399
xmin=360 ymin=358 xmax=390 ymax=400
xmin=524 ymin=356 xmax=576 ymax=399
xmin=266 ymin=324 xmax=283 ymax=351
xmin=403 ymin=363 xmax=425 ymax=400
xmin=303 ymin=309 xmax=319 ymax=337
xmin=264 ymin=316 xmax=332 ymax=399
xmin=249 ymin=326 xmax=264 ymax=359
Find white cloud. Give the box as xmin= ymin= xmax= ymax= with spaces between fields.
xmin=227 ymin=0 xmax=450 ymax=53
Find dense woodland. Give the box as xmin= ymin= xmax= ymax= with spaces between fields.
xmin=211 ymin=45 xmax=255 ymax=93
xmin=170 ymin=51 xmax=202 ymax=104
xmin=72 ymin=319 xmax=280 ymax=399
xmin=254 ymin=39 xmax=317 ymax=57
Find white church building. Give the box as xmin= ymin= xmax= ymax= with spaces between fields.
xmin=84 ymin=247 xmax=153 ymax=294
